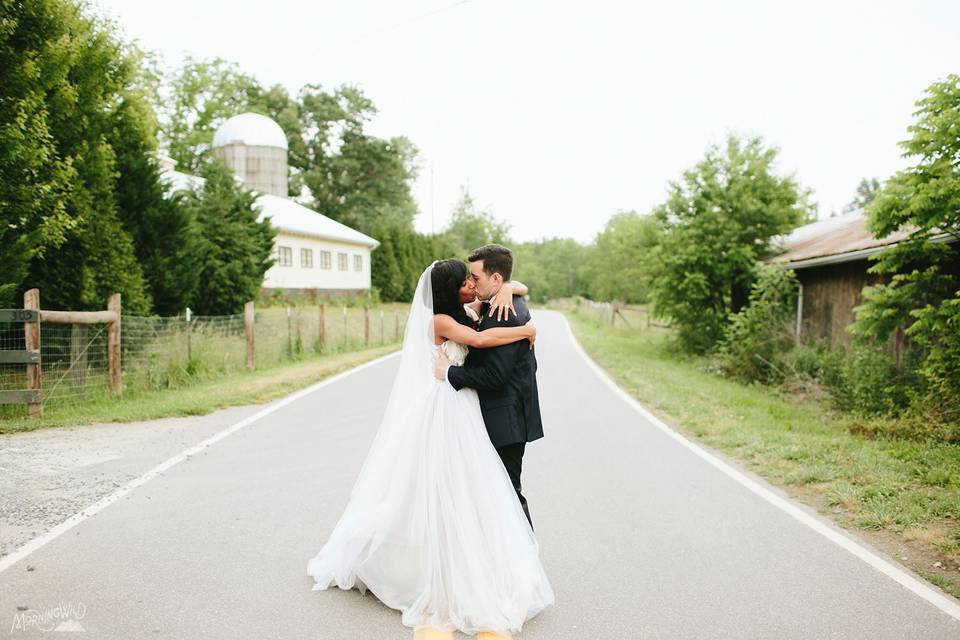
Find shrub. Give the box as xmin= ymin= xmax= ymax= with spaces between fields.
xmin=716 ymin=266 xmax=798 ymax=383
xmin=818 ymin=343 xmax=919 ymax=418
xmin=847 ymin=413 xmax=960 ymax=444
xmin=908 ymin=293 xmax=960 ymax=424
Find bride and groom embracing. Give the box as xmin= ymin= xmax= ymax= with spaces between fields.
xmin=306 ymin=244 xmax=555 ymax=638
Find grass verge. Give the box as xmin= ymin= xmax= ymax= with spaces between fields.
xmin=0 ymin=345 xmax=398 ymax=435
xmin=563 ymin=307 xmax=960 ymax=601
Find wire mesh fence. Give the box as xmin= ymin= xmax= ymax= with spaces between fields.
xmin=0 ymin=303 xmax=408 ymax=417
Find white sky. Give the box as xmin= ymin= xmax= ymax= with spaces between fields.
xmin=94 ymin=0 xmax=959 ymax=244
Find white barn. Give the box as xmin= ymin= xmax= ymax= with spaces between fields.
xmin=161 ymin=112 xmax=379 ymax=299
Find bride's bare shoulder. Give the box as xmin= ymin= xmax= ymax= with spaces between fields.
xmin=433 ymin=313 xmax=453 ymax=342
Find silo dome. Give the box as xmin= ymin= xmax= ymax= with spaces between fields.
xmin=211 ymin=112 xmax=289 ymax=197
xmin=212 ymin=113 xmax=288 ymax=150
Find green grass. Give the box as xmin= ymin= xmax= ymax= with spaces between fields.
xmin=0 ymin=344 xmax=398 ymax=435
xmin=562 ymin=306 xmax=960 ymax=600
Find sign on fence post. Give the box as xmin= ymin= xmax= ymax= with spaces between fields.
xmin=24 ymin=289 xmax=42 ymax=416
xmin=107 ymin=293 xmax=121 ymax=394
xmin=244 ymin=301 xmax=255 ymax=370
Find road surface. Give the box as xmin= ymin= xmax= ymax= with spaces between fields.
xmin=2 ymin=311 xmax=959 ymax=638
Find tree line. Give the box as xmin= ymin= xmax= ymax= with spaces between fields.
xmin=3 ymin=2 xmax=957 ymax=433
xmin=1 ymin=0 xmax=455 ymax=315
xmin=1 ymin=1 xmax=278 ymax=316
xmin=498 ymin=76 xmax=959 ymax=437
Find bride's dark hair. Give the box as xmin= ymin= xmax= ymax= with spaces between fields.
xmin=431 ymin=259 xmax=473 ymax=327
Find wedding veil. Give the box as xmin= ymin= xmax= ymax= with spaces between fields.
xmin=345 ymin=261 xmax=439 ymax=505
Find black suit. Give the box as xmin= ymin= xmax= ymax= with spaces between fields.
xmin=447 ymin=295 xmax=544 ymax=529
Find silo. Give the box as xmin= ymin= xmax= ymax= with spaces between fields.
xmin=211 ymin=112 xmax=289 ymax=197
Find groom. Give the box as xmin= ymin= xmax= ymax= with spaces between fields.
xmin=434 ymin=244 xmax=544 ymax=531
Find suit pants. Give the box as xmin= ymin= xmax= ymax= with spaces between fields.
xmin=495 ymin=441 xmax=532 ymax=531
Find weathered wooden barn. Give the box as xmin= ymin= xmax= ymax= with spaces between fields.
xmin=770 ymin=211 xmax=957 ymax=347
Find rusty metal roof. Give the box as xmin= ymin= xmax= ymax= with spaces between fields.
xmin=770 ymin=211 xmax=916 ymax=269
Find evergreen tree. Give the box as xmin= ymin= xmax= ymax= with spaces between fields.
xmin=112 ymin=78 xmax=205 ymax=316
xmin=3 ymin=0 xmax=154 ymax=313
xmin=183 ymin=160 xmax=277 ymax=315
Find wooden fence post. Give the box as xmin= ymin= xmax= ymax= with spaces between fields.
xmin=318 ymin=304 xmax=326 ymax=353
xmin=794 ymin=282 xmax=804 ymax=347
xmin=394 ymin=311 xmax=399 ymax=342
xmin=24 ymin=288 xmax=42 ymax=416
xmin=107 ymin=292 xmax=121 ymax=394
xmin=295 ymin=307 xmax=302 ymax=355
xmin=185 ymin=306 xmax=192 ymax=362
xmin=286 ymin=305 xmax=292 ymax=357
xmin=364 ymin=308 xmax=371 ymax=346
xmin=244 ymin=301 xmax=255 ymax=370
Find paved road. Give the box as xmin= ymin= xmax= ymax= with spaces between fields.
xmin=2 ymin=311 xmax=959 ymax=639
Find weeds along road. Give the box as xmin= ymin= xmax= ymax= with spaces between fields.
xmin=1 ymin=311 xmax=958 ymax=639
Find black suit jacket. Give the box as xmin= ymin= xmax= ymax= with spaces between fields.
xmin=447 ymin=295 xmax=544 ymax=448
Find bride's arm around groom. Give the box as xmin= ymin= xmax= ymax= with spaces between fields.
xmin=444 ymin=293 xmax=534 ymax=392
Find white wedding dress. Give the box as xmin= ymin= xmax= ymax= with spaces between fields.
xmin=306 ymin=263 xmax=554 ymax=636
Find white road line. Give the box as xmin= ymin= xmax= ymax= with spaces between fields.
xmin=559 ymin=312 xmax=960 ymax=623
xmin=0 ymin=351 xmax=401 ymax=576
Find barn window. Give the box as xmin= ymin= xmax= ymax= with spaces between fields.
xmin=353 ymin=254 xmax=362 ymax=271
xmin=338 ymin=252 xmax=348 ymax=271
xmin=300 ymin=248 xmax=313 ymax=268
xmin=277 ymin=246 xmax=292 ymax=267
xmin=320 ymin=251 xmax=331 ymax=269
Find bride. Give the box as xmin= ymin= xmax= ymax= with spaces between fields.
xmin=307 ymin=259 xmax=555 ymax=639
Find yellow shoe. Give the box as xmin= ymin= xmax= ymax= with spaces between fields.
xmin=413 ymin=628 xmax=453 ymax=640
xmin=477 ymin=632 xmax=513 ymax=640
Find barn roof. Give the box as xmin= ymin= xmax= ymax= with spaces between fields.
xmin=256 ymin=194 xmax=380 ymax=248
xmin=771 ymin=211 xmax=929 ymax=270
xmin=158 ymin=164 xmax=379 ymax=249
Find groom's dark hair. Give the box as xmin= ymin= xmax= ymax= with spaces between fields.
xmin=468 ymin=244 xmax=513 ymax=281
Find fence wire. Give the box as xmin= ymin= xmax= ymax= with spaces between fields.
xmin=0 ymin=304 xmax=408 ymax=416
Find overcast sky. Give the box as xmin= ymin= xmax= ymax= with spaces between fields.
xmin=94 ymin=0 xmax=959 ymax=243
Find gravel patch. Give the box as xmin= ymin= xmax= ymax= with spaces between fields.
xmin=0 ymin=402 xmax=276 ymax=559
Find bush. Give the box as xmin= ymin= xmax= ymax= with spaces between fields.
xmin=780 ymin=342 xmax=832 ymax=380
xmin=847 ymin=413 xmax=960 ymax=445
xmin=909 ymin=293 xmax=960 ymax=424
xmin=715 ymin=262 xmax=925 ymax=420
xmin=816 ymin=343 xmax=919 ymax=418
xmin=716 ymin=266 xmax=798 ymax=383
